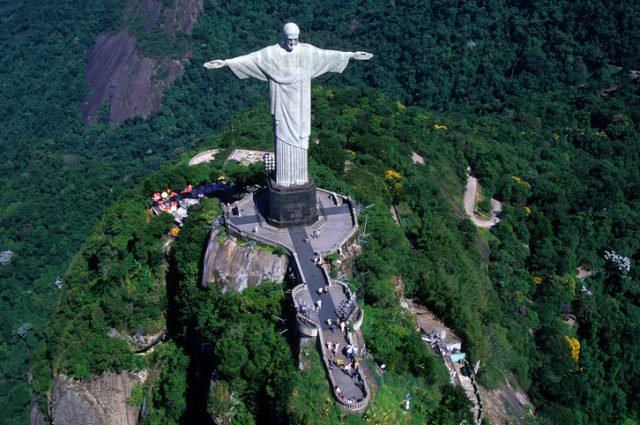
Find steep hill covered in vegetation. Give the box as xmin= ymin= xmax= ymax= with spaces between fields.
xmin=35 ymin=85 xmax=640 ymax=424
xmin=1 ymin=1 xmax=639 ymax=423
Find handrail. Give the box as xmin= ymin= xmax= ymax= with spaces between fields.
xmin=315 ymin=189 xmax=359 ymax=253
xmin=291 ymin=284 xmax=319 ymax=325
xmin=312 ymin=266 xmax=370 ymax=411
xmin=226 ymin=221 xmax=294 ymax=253
xmin=316 ymin=327 xmax=370 ymax=411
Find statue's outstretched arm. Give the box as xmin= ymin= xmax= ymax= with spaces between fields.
xmin=351 ymin=51 xmax=373 ymax=60
xmin=204 ymin=59 xmax=227 ymax=69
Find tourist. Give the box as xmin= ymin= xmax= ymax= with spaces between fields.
xmin=349 ymin=365 xmax=357 ymax=378
xmin=340 ymin=320 xmax=346 ymax=333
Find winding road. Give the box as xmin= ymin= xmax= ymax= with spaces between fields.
xmin=463 ymin=171 xmax=502 ymax=228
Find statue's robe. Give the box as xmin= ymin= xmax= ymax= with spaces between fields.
xmin=226 ymin=43 xmax=352 ymax=186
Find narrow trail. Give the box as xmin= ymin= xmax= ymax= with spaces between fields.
xmin=463 ymin=171 xmax=502 ymax=228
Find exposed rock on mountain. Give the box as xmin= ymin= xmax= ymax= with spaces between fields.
xmin=81 ymin=0 xmax=203 ymax=124
xmin=50 ymin=372 xmax=146 ymax=425
xmin=29 ymin=394 xmax=46 ymax=425
xmin=201 ymin=230 xmax=288 ymax=292
xmin=331 ymin=242 xmax=362 ymax=277
xmin=107 ymin=328 xmax=167 ymax=353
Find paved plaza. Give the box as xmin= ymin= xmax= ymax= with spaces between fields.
xmin=226 ymin=188 xmax=357 ymax=254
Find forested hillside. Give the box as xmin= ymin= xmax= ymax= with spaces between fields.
xmin=1 ymin=1 xmax=639 ymax=424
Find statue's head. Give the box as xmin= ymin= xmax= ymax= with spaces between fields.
xmin=281 ymin=22 xmax=300 ymax=52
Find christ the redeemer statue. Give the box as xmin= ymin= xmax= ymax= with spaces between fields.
xmin=204 ymin=22 xmax=372 ymax=187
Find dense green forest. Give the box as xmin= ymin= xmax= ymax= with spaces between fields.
xmin=1 ymin=0 xmax=639 ymax=424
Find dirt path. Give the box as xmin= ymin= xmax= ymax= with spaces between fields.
xmin=188 ymin=149 xmax=219 ymax=166
xmin=389 ymin=205 xmax=400 ymax=225
xmin=463 ymin=170 xmax=502 ymax=228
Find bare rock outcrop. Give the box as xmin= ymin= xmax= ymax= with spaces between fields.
xmin=129 ymin=0 xmax=203 ymax=34
xmin=107 ymin=328 xmax=166 ymax=353
xmin=50 ymin=372 xmax=146 ymax=425
xmin=201 ymin=231 xmax=288 ymax=292
xmin=331 ymin=242 xmax=362 ymax=277
xmin=82 ymin=0 xmax=204 ymax=124
xmin=29 ymin=393 xmax=46 ymax=425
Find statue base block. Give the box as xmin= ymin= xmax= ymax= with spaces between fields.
xmin=266 ymin=178 xmax=318 ymax=228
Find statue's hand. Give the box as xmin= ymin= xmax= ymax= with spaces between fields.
xmin=204 ymin=59 xmax=227 ymax=69
xmin=352 ymin=51 xmax=373 ymax=60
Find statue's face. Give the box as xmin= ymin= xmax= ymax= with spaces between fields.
xmin=283 ymin=34 xmax=299 ymax=52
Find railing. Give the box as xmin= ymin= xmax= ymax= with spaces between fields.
xmin=316 ymin=189 xmax=359 ymax=254
xmin=317 ymin=327 xmax=370 ymax=412
xmin=226 ymin=219 xmax=294 ymax=254
xmin=349 ymin=306 xmax=364 ymax=330
xmin=324 ymin=277 xmax=363 ymax=331
xmin=312 ymin=268 xmax=370 ymax=411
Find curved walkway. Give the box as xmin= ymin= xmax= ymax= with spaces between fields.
xmin=224 ymin=190 xmax=369 ymax=409
xmin=463 ymin=171 xmax=502 ymax=228
xmin=289 ymin=228 xmax=367 ymax=405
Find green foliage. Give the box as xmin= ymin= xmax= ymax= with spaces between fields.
xmin=2 ymin=0 xmax=640 ymax=422
xmin=288 ymin=346 xmax=471 ymax=425
xmin=128 ymin=384 xmax=144 ymax=407
xmin=362 ymin=304 xmax=448 ymax=383
xmin=324 ymin=252 xmax=339 ymax=263
xmin=142 ymin=341 xmax=190 ymax=425
xmin=172 ymin=208 xmax=296 ymax=422
xmin=272 ymin=245 xmax=287 ymax=257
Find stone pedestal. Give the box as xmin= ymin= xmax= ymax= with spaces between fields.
xmin=266 ymin=178 xmax=318 ymax=228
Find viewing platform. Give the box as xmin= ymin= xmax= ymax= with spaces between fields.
xmin=224 ymin=187 xmax=370 ymax=411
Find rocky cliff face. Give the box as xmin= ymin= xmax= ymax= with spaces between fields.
xmin=81 ymin=0 xmax=203 ymax=124
xmin=29 ymin=394 xmax=46 ymax=425
xmin=201 ymin=230 xmax=288 ymax=292
xmin=331 ymin=241 xmax=362 ymax=277
xmin=50 ymin=372 xmax=146 ymax=425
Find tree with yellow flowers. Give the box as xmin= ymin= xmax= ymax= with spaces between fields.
xmin=384 ymin=169 xmax=402 ymax=204
xmin=564 ymin=336 xmax=581 ymax=370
